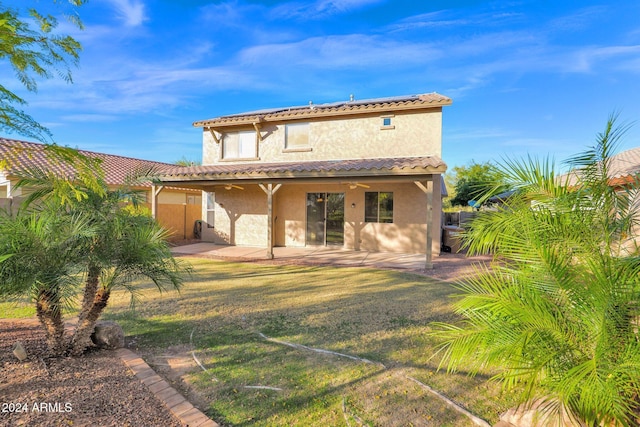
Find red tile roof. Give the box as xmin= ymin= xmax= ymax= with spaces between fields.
xmin=563 ymin=146 xmax=640 ymax=187
xmin=194 ymin=93 xmax=452 ymax=128
xmin=606 ymin=146 xmax=640 ymax=180
xmin=0 ymin=137 xmax=176 ymax=188
xmin=159 ymin=156 xmax=446 ymax=183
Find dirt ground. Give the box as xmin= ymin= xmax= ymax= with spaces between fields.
xmin=0 ymin=319 xmax=182 ymax=427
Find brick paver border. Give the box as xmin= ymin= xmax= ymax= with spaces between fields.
xmin=116 ymin=348 xmax=218 ymax=427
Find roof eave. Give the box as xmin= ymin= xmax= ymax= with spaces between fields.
xmin=157 ymin=165 xmax=447 ymax=186
xmin=193 ymin=98 xmax=452 ymax=129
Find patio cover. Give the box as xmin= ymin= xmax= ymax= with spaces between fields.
xmin=156 ymin=156 xmax=447 ymax=188
xmin=155 ymin=156 xmax=447 ymax=269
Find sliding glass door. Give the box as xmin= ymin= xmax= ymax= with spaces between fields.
xmin=306 ymin=193 xmax=344 ymax=246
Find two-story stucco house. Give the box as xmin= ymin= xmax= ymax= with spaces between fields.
xmin=158 ymin=93 xmax=451 ymax=268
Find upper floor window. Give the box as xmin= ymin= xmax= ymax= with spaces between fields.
xmin=380 ymin=115 xmax=395 ymax=130
xmin=284 ymin=123 xmax=311 ymax=151
xmin=365 ymin=192 xmax=394 ymax=223
xmin=222 ymin=131 xmax=256 ymax=159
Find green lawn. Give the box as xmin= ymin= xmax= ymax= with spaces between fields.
xmin=3 ymin=257 xmax=516 ymax=426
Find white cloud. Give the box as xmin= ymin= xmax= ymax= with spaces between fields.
xmin=238 ymin=34 xmax=441 ymax=70
xmin=60 ymin=114 xmax=120 ymax=123
xmin=547 ymin=6 xmax=607 ymax=33
xmin=24 ymin=0 xmax=640 ymax=130
xmin=105 ymin=0 xmax=147 ymax=27
xmin=270 ymin=0 xmax=386 ymax=20
xmin=567 ymin=45 xmax=640 ymax=73
xmin=200 ymin=1 xmax=256 ymax=26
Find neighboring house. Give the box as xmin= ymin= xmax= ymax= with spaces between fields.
xmin=0 ymin=138 xmax=201 ymax=240
xmin=158 ymin=93 xmax=452 ymax=268
xmin=560 ymin=146 xmax=640 ymax=188
xmin=594 ymin=146 xmax=640 ymax=188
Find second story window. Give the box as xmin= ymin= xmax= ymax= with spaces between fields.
xmin=380 ymin=115 xmax=395 ymax=130
xmin=222 ymin=131 xmax=256 ymax=159
xmin=284 ymin=123 xmax=311 ymax=151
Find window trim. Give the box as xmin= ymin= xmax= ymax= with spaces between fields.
xmin=283 ymin=122 xmax=312 ymax=152
xmin=380 ymin=115 xmax=395 ymax=130
xmin=221 ymin=130 xmax=259 ymax=160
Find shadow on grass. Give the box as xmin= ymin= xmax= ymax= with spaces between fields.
xmin=101 ymin=259 xmax=503 ymax=425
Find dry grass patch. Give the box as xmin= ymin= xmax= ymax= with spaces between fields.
xmin=98 ymin=258 xmax=515 ymax=426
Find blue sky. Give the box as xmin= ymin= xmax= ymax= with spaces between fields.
xmin=4 ymin=0 xmax=640 ymax=171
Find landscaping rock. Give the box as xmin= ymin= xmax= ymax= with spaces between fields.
xmin=91 ymin=320 xmax=125 ymax=349
xmin=13 ymin=342 xmax=27 ymax=361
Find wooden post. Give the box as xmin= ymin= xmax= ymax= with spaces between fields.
xmin=426 ymin=177 xmax=434 ymax=270
xmin=259 ymin=183 xmax=282 ymax=259
xmin=414 ymin=179 xmax=434 ymax=270
xmin=151 ymin=185 xmax=164 ymax=219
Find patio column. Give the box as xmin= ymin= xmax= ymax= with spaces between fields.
xmin=259 ymin=183 xmax=282 ymax=259
xmin=414 ymin=178 xmax=434 ymax=270
xmin=151 ymin=185 xmax=164 ymax=219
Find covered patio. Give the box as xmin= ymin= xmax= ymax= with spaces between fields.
xmin=170 ymin=242 xmax=484 ymax=279
xmin=157 ymin=157 xmax=447 ymax=270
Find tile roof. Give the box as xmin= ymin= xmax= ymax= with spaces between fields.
xmin=194 ymin=92 xmax=452 ymax=128
xmin=0 ymin=137 xmax=176 ymax=187
xmin=159 ymin=156 xmax=446 ymax=183
xmin=606 ymin=146 xmax=640 ymax=180
xmin=563 ymin=146 xmax=640 ymax=187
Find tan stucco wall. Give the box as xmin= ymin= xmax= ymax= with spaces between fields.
xmin=201 ymin=186 xmax=269 ymax=246
xmin=1 ymin=175 xmax=17 ymax=197
xmin=202 ymin=178 xmax=443 ymax=255
xmin=0 ymin=172 xmax=9 ymax=198
xmin=203 ymin=109 xmax=443 ymax=165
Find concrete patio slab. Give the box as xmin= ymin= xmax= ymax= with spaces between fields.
xmin=170 ymin=243 xmax=490 ymax=281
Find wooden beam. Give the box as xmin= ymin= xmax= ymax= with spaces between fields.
xmin=413 ymin=180 xmax=428 ymax=193
xmin=253 ymin=122 xmax=263 ymax=143
xmin=159 ymin=173 xmax=442 ymax=188
xmin=207 ymin=127 xmax=221 ymax=144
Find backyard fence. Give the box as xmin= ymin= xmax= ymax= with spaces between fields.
xmin=146 ymin=203 xmax=201 ymax=241
xmin=443 ymin=211 xmax=477 ymax=227
xmin=0 ymin=198 xmax=201 ymax=242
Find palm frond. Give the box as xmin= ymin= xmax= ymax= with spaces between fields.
xmin=431 ymin=116 xmax=640 ymax=426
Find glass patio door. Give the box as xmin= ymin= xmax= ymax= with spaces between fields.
xmin=306 ymin=193 xmax=344 ymax=246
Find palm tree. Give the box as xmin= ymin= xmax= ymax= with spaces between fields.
xmin=0 ymin=204 xmax=94 ymax=355
xmin=68 ymin=190 xmax=187 ymax=355
xmin=431 ymin=116 xmax=640 ymax=426
xmin=0 ymin=145 xmax=190 ymax=356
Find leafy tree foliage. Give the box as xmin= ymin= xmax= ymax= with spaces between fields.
xmin=174 ymin=156 xmax=201 ymax=166
xmin=0 ymin=1 xmax=85 ymax=141
xmin=448 ymin=161 xmax=506 ymax=208
xmin=0 ymin=146 xmax=190 ymax=356
xmin=431 ymin=116 xmax=640 ymax=425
